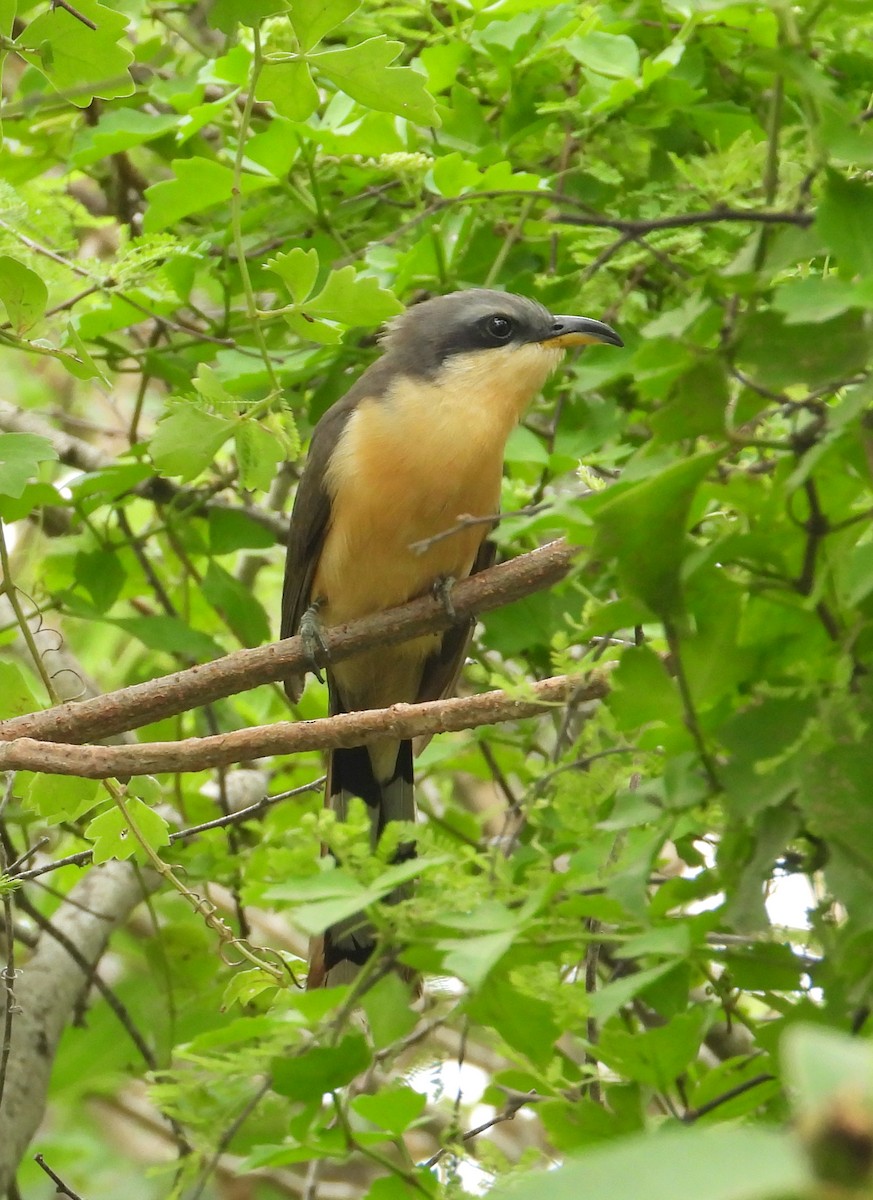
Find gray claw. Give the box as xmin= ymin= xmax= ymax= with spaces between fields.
xmin=299 ymin=602 xmax=330 ymax=682
xmin=433 ymin=574 xmax=457 ymax=622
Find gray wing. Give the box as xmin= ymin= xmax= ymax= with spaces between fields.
xmin=280 ymin=360 xmax=399 ymax=699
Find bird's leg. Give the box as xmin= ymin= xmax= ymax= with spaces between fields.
xmin=299 ymin=599 xmax=330 ymax=683
xmin=432 ymin=574 xmax=458 ymax=622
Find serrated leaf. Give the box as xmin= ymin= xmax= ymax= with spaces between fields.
xmin=143 ymin=158 xmax=276 ymax=234
xmin=310 ymin=37 xmax=438 ymax=124
xmin=15 ymin=0 xmax=134 ymax=106
xmin=266 ymin=247 xmax=319 ymax=304
xmin=70 ymin=110 xmax=180 ymax=167
xmin=149 ymin=403 xmax=235 ymax=481
xmin=208 ymin=0 xmax=288 ymax=32
xmin=222 ymin=967 xmax=281 ymax=1010
xmin=0 ymin=661 xmax=40 ymax=720
xmin=256 ymin=59 xmax=319 ymax=121
xmin=289 ymin=0 xmax=359 ymax=52
xmin=0 ymin=432 xmax=58 ymax=498
xmin=0 ymin=256 xmax=47 ymax=332
xmin=305 ymin=267 xmax=403 ymax=328
xmin=87 ymin=797 xmax=170 ymax=864
xmin=236 ymin=421 xmax=284 ymax=492
xmin=193 ymin=363 xmax=235 ymax=408
xmin=26 ymin=774 xmax=100 ymax=822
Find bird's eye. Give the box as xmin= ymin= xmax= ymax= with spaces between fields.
xmin=483 ymin=314 xmax=514 ymax=342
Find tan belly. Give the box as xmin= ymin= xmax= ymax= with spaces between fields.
xmin=312 ymin=345 xmax=558 ymax=715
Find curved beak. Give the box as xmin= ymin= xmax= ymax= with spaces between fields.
xmin=539 ymin=315 xmax=624 ymax=349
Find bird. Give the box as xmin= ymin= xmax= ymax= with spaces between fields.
xmin=280 ymin=288 xmax=623 ymax=987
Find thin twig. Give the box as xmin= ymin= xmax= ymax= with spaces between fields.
xmin=421 ymin=1090 xmax=540 ymax=1169
xmin=50 ymin=0 xmax=97 ymax=29
xmin=682 ymin=1073 xmax=776 ymax=1122
xmin=34 ymin=1154 xmax=86 ymax=1199
xmin=408 ymin=504 xmax=548 ymax=555
xmin=554 ymin=205 xmax=813 ymax=234
xmin=187 ymin=1076 xmax=272 ymax=1200
xmin=10 ymin=777 xmax=326 ymax=882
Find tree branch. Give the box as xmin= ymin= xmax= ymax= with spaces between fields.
xmin=0 ymin=862 xmax=159 ymax=1193
xmin=0 ymin=540 xmax=578 ymax=746
xmin=0 ymin=674 xmax=608 ymax=778
xmin=553 ymin=205 xmax=813 ymax=234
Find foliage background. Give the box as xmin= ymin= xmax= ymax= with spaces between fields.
xmin=2 ymin=0 xmax=873 ymax=1196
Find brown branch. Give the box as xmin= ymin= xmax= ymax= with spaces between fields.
xmin=0 ymin=540 xmax=578 ymax=746
xmin=0 ymin=674 xmax=608 ymax=778
xmin=34 ymin=1153 xmax=86 ymax=1199
xmin=554 ymin=206 xmax=814 ymax=234
xmin=421 ymin=1090 xmax=541 ymax=1169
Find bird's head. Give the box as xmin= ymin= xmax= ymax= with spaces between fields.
xmin=381 ymin=288 xmax=622 ymax=373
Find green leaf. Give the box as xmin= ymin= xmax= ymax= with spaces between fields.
xmin=236 ymin=422 xmax=284 ymax=492
xmin=466 ymin=975 xmax=560 ymax=1067
xmin=495 ymin=1126 xmax=809 ymax=1200
xmin=593 ymin=451 xmax=720 ymax=619
xmin=567 ymin=31 xmax=640 ymax=79
xmin=143 ymin=158 xmax=276 ymax=234
xmin=772 ymin=276 xmax=859 ymax=325
xmin=271 ymin=1031 xmax=370 ymax=1101
xmin=310 ymin=37 xmax=439 ymax=124
xmin=202 ymin=560 xmax=271 ymax=645
xmin=111 ymin=616 xmax=224 ymax=660
xmin=266 ymin=247 xmax=319 ymax=303
xmin=70 ymin=110 xmax=180 ymax=168
xmin=304 ymin=266 xmax=403 ymax=328
xmin=26 ymin=774 xmax=100 ymax=822
xmin=437 ymin=929 xmax=515 ymax=988
xmin=289 ymin=0 xmax=359 ymax=52
xmin=74 ymin=547 xmax=124 ymax=612
xmin=0 ymin=432 xmax=58 ymax=498
xmin=15 ymin=0 xmax=134 ymax=105
xmin=208 ymin=508 xmax=276 ymax=554
xmin=816 ymin=170 xmax=873 ymax=279
xmin=256 ymin=59 xmax=319 ymax=121
xmin=352 ymin=1085 xmax=426 ymax=1135
xmin=0 ymin=256 xmax=47 ymax=333
xmin=209 ymin=0 xmax=289 ymax=32
xmin=596 ymin=1009 xmax=709 ymax=1089
xmin=0 ymin=662 xmax=40 ymax=720
xmin=782 ymin=1024 xmax=873 ymax=1115
xmin=87 ymin=797 xmax=170 ymax=864
xmin=149 ymin=403 xmax=235 ymax=481
xmin=360 ymin=973 xmax=417 ymax=1049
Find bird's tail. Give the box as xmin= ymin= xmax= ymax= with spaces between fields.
xmin=306 ymin=737 xmax=415 ymax=989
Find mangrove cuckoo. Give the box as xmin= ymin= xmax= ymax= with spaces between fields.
xmin=281 ymin=288 xmax=622 ymax=987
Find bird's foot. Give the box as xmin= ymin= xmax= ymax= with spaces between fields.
xmin=432 ymin=574 xmax=458 ymax=622
xmin=299 ymin=601 xmax=330 ymax=683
